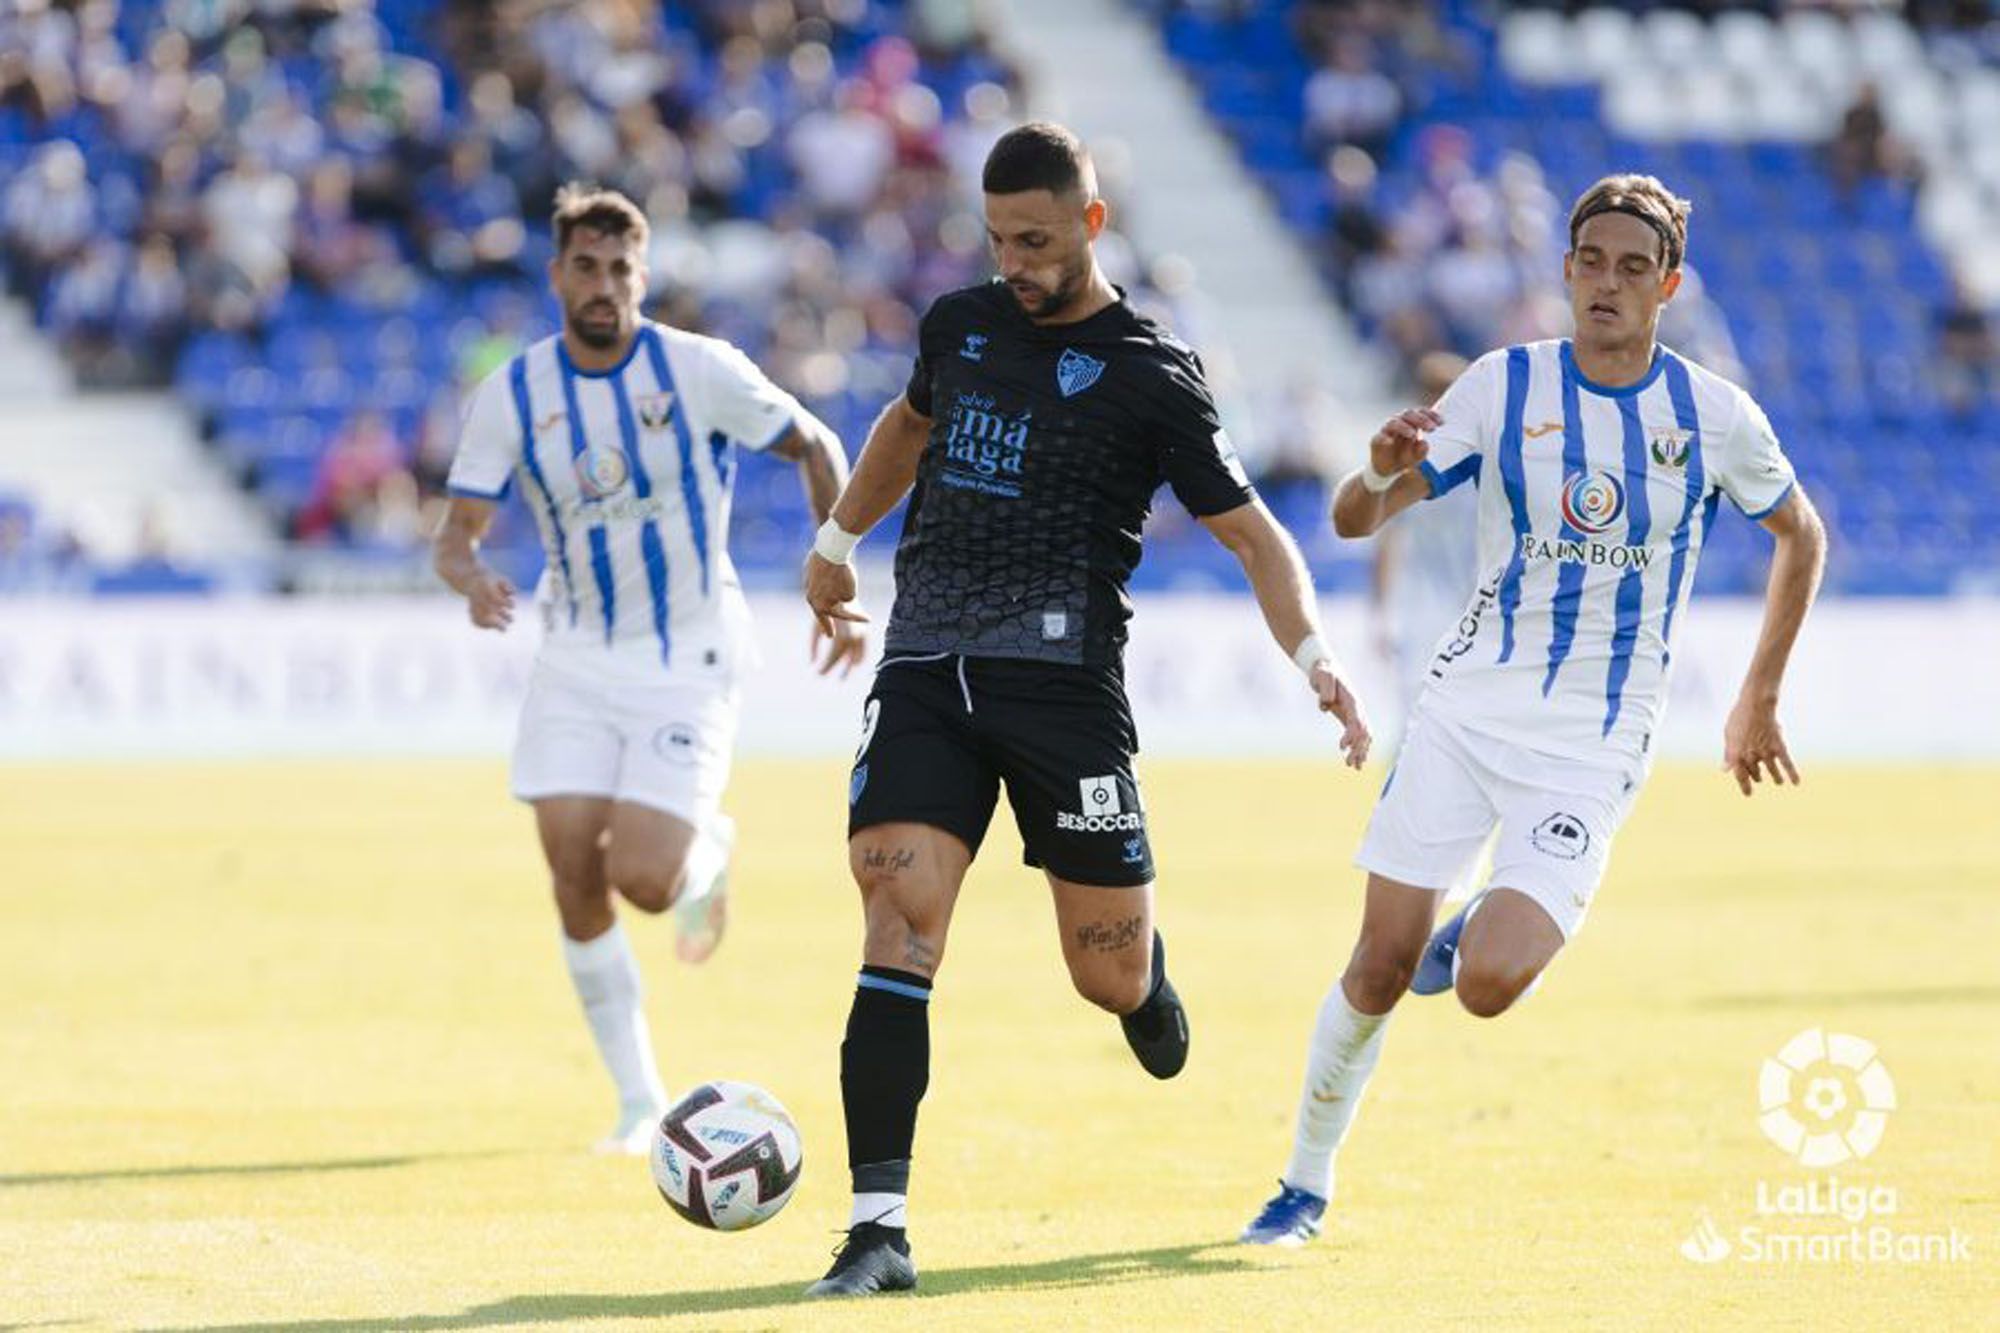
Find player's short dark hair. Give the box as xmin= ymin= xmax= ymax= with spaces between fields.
xmin=1567 ymin=174 xmax=1691 ymax=272
xmin=982 ymin=121 xmax=1095 ymax=198
xmin=551 ymin=183 xmax=649 ymax=255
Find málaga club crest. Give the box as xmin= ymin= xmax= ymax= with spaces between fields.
xmin=1057 ymin=348 xmax=1105 ymax=398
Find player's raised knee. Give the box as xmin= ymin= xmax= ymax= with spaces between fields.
xmin=1453 ymin=959 xmax=1532 ymax=1019
xmin=604 ymin=853 xmax=685 ymax=914
xmin=1068 ymin=961 xmax=1149 ymax=1015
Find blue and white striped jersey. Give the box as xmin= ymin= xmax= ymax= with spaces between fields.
xmin=1414 ymin=339 xmax=1796 ymax=766
xmin=447 ymin=320 xmax=802 ymax=685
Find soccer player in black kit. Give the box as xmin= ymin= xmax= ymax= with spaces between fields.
xmin=798 ymin=122 xmax=1373 ymax=1296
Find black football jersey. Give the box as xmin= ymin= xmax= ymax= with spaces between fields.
xmin=885 ymin=281 xmax=1255 ymax=668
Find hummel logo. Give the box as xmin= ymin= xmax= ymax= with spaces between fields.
xmin=1524 ymin=421 xmax=1563 ymax=439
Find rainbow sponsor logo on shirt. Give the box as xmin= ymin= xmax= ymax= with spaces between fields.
xmin=1559 ymin=469 xmax=1627 ymax=534
xmin=1516 ymin=469 xmax=1653 ymax=570
xmin=575 ymin=446 xmax=632 ymax=500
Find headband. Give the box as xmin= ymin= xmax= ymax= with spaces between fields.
xmin=1571 ymin=200 xmax=1681 ymax=271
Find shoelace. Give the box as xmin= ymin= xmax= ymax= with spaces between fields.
xmin=826 ymin=1206 xmax=904 ymax=1262
xmin=1252 ymin=1182 xmax=1319 ymax=1229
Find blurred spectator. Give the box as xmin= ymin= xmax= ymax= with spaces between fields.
xmin=0 ymin=494 xmax=85 ymax=594
xmin=1254 ymin=372 xmax=1349 ymax=487
xmin=122 ymin=232 xmax=191 ymax=382
xmin=3 ymin=140 xmax=95 ymax=304
xmin=1656 ymin=263 xmax=1745 ymax=387
xmin=44 ymin=236 xmax=125 ymax=381
xmin=1322 ymin=145 xmax=1387 ymax=299
xmin=1936 ymin=278 xmax=1997 ymax=418
xmin=788 ymin=80 xmax=899 ymax=219
xmin=1827 ymin=81 xmax=1920 ymax=200
xmin=292 ymin=410 xmax=408 ymax=545
xmin=416 ymin=137 xmax=527 ymax=276
xmin=293 ymin=157 xmax=370 ymax=292
xmin=1304 ymin=35 xmax=1401 ymax=159
xmin=201 ymin=150 xmax=298 ymax=317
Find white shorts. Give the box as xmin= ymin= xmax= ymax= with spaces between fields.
xmin=1355 ymin=705 xmax=1644 ymax=939
xmin=510 ymin=659 xmax=739 ymax=826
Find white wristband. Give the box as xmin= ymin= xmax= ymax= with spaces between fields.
xmin=1360 ymin=462 xmax=1403 ymax=494
xmin=1292 ymin=633 xmax=1332 ymax=678
xmin=813 ymin=518 xmax=860 ymax=565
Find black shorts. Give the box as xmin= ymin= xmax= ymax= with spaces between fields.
xmin=846 ymin=654 xmax=1154 ymax=887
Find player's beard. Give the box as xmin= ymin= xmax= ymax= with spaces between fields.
xmin=568 ymin=299 xmax=627 ymax=350
xmin=1010 ymin=255 xmax=1090 ymax=322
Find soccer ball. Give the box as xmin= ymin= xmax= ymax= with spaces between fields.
xmin=649 ymin=1080 xmax=803 ymax=1231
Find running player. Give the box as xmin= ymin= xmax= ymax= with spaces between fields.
xmin=1240 ymin=175 xmax=1828 ymax=1245
xmin=797 ymin=122 xmax=1374 ymax=1296
xmin=433 ymin=185 xmax=861 ymax=1154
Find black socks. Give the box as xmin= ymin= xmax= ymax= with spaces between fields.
xmin=841 ymin=966 xmax=932 ymax=1193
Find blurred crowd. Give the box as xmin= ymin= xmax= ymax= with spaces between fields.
xmin=1287 ymin=0 xmax=2000 ymax=407
xmin=1279 ymin=0 xmax=1761 ymax=395
xmin=0 ymin=0 xmax=1161 ymax=561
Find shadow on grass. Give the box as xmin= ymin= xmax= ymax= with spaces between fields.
xmin=1691 ymin=984 xmax=2000 ymax=1011
xmin=151 ymin=1241 xmax=1262 ymax=1331
xmin=0 ymin=1150 xmax=520 ymax=1189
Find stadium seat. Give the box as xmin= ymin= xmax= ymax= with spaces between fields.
xmin=1498 ymin=11 xmax=1571 ymax=86
xmin=1573 ymin=10 xmax=1639 ymax=82
xmin=1641 ymin=9 xmax=1710 ymax=72
xmin=1712 ymin=11 xmax=1780 ymax=82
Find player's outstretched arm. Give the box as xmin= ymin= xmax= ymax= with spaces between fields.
xmin=770 ymin=410 xmax=866 ymax=675
xmin=1330 ymin=407 xmax=1442 ymax=538
xmin=432 ymin=496 xmax=515 ymax=631
xmin=1723 ymin=486 xmax=1828 ymax=797
xmin=1199 ymin=498 xmax=1372 ymax=769
xmin=802 ymin=395 xmax=931 ymax=639
xmin=767 ymin=410 xmax=851 ymax=529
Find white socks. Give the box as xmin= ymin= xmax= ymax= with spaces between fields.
xmin=1282 ymin=981 xmax=1392 ymax=1200
xmin=850 ymin=1191 xmax=908 ymax=1229
xmin=562 ymin=921 xmax=667 ymax=1117
xmin=676 ymin=813 xmax=735 ymax=909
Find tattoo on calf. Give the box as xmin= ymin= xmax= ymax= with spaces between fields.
xmin=902 ymin=927 xmax=938 ymax=969
xmin=1073 ymin=915 xmax=1146 ymax=954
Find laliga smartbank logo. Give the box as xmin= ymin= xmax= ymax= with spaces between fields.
xmin=1678 ymin=1028 xmax=1973 ymax=1267
xmin=1757 ymin=1027 xmax=1895 ymax=1167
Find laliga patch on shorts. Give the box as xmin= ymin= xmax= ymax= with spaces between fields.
xmin=652 ymin=723 xmax=704 ymax=767
xmin=1058 ymin=776 xmax=1144 ymax=833
xmin=1079 ymin=776 xmax=1121 ymax=816
xmin=1530 ymin=812 xmax=1590 ymax=861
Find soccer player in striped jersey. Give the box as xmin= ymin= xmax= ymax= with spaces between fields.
xmin=1241 ymin=175 xmax=1829 ymax=1244
xmin=433 ymin=185 xmax=861 ymax=1155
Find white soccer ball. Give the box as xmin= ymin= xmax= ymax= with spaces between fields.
xmin=649 ymin=1080 xmax=803 ymax=1231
